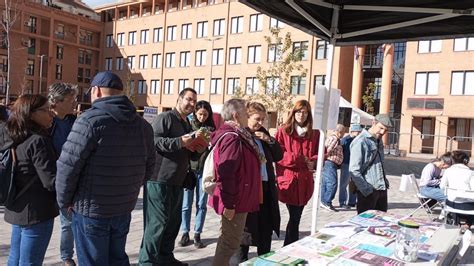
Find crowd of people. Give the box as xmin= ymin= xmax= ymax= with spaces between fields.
xmin=1 ymin=70 xmax=472 ymax=266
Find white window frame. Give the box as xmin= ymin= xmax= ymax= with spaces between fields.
xmin=290 ymin=76 xmax=306 ymax=95
xmin=165 ymin=53 xmax=175 ymax=68
xmin=316 ymin=40 xmax=328 ymax=59
xmin=178 ymin=79 xmax=189 ymax=91
xmin=247 ymin=45 xmax=261 ymax=64
xmin=127 ymin=56 xmax=135 ymax=70
xmin=139 ymin=54 xmax=148 ymax=69
xmin=197 ymin=21 xmax=208 ymax=38
xmin=451 ymin=71 xmax=474 ymax=95
xmin=227 ymin=77 xmax=240 ymax=95
xmin=246 ymin=77 xmax=259 ymax=95
xmin=140 ymin=29 xmax=149 ymax=44
xmin=293 ymin=41 xmax=309 ymax=60
xmin=270 ymin=18 xmax=285 ymax=29
xmin=128 ymin=31 xmax=136 ymax=45
xmin=167 ymin=25 xmax=177 ymax=41
xmin=194 ymin=78 xmax=205 ymax=94
xmin=151 ymin=54 xmax=161 ymax=69
xmin=415 ymin=72 xmax=439 ymax=95
xmin=181 ymin=23 xmax=192 ymax=40
xmin=213 ymin=19 xmax=225 ymax=36
xmin=268 ymin=44 xmax=282 ymax=62
xmin=249 ymin=14 xmax=263 ymax=32
xmin=117 ymin=32 xmax=125 ymax=46
xmin=180 ymin=51 xmax=191 ymax=67
xmin=266 ymin=77 xmax=280 ymax=94
xmin=195 ymin=50 xmax=206 ymax=66
xmin=313 ymin=75 xmax=326 ymax=94
xmin=164 ymin=79 xmax=174 ymax=94
xmin=153 ymin=28 xmax=163 ymax=43
xmin=454 ymin=37 xmax=474 ymax=52
xmin=210 ymin=78 xmax=222 ymax=94
xmin=229 ymin=47 xmax=242 ymax=65
xmin=418 ymin=40 xmax=442 ymax=53
xmin=212 ymin=48 xmax=224 ymax=65
xmin=231 ymin=16 xmax=243 ymax=34
xmin=151 ymin=79 xmax=160 ymax=94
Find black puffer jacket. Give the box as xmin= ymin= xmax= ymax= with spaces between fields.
xmin=0 ymin=125 xmax=58 ymax=226
xmin=56 ymin=95 xmax=156 ymax=218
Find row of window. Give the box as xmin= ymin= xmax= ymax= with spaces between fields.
xmin=126 ymin=75 xmax=326 ymax=96
xmin=105 ymin=15 xmax=284 ymax=47
xmin=103 ymin=42 xmax=329 ymax=71
xmin=415 ymin=71 xmax=474 ymax=96
xmin=418 ymin=38 xmax=474 ymax=53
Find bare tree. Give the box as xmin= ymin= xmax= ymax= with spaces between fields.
xmin=252 ymin=28 xmax=307 ymax=125
xmin=0 ymin=0 xmax=20 ymax=104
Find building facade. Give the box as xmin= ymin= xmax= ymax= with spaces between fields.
xmin=0 ymin=0 xmax=102 ymax=102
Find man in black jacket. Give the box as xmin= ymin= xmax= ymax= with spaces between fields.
xmin=56 ymin=72 xmax=156 ymax=265
xmin=139 ymin=88 xmax=199 ymax=266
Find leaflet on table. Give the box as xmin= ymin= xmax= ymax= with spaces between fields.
xmin=320 ymin=225 xmax=362 ymax=239
xmin=250 ymin=251 xmax=306 ymax=266
xmin=278 ymin=244 xmax=334 ymax=265
xmin=356 ymin=243 xmax=394 ymax=257
xmin=330 ymin=249 xmax=405 ymax=266
xmin=350 ymin=231 xmax=395 ymax=247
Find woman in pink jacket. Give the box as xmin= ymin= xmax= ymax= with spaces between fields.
xmin=275 ymin=99 xmax=320 ymax=246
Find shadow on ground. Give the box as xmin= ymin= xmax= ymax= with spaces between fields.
xmin=384 ymin=156 xmax=430 ymax=178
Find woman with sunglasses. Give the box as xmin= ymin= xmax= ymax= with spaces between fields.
xmin=1 ymin=95 xmax=58 ymax=265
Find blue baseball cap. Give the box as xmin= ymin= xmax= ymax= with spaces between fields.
xmin=350 ymin=124 xmax=363 ymax=132
xmin=90 ymin=71 xmax=123 ymax=91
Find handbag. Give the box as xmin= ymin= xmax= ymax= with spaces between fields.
xmin=182 ymin=167 xmax=197 ymax=190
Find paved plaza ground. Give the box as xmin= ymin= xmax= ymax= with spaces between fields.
xmin=1 ymin=157 xmax=473 ymax=265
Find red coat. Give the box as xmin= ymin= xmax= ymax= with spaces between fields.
xmin=275 ymin=127 xmax=320 ymax=206
xmin=208 ymin=124 xmax=261 ymax=215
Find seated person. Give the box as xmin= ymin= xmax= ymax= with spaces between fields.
xmin=419 ymin=152 xmax=452 ymax=202
xmin=440 ymin=150 xmax=474 ymax=226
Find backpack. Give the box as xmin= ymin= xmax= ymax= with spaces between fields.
xmin=202 ymin=132 xmax=238 ymax=195
xmin=0 ymin=147 xmax=17 ymax=206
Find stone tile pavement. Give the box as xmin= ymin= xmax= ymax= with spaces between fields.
xmin=1 ymin=157 xmax=473 ymax=265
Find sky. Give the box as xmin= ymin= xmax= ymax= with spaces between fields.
xmin=83 ymin=0 xmax=116 ymax=8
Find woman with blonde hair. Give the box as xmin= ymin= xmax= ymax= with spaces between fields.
xmin=275 ymin=99 xmax=320 ymax=245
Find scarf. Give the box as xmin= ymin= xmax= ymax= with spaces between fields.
xmin=296 ymin=124 xmax=307 ymax=137
xmin=225 ymin=121 xmax=266 ymax=163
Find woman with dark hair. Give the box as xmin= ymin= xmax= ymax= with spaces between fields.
xmin=1 ymin=95 xmax=58 ymax=265
xmin=275 ymin=99 xmax=320 ymax=246
xmin=237 ymin=102 xmax=283 ymax=261
xmin=419 ymin=152 xmax=453 ymax=202
xmin=441 ymin=150 xmax=473 ymax=191
xmin=179 ymin=100 xmax=215 ymax=248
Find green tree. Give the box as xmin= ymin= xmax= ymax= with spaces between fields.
xmin=362 ymin=82 xmax=376 ymax=115
xmin=252 ymin=28 xmax=307 ymax=126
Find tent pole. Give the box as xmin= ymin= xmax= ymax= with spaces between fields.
xmin=311 ymin=4 xmax=338 ymax=233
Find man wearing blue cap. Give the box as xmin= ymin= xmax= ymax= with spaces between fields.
xmin=339 ymin=124 xmax=362 ymax=209
xmin=350 ymin=114 xmax=392 ymax=214
xmin=56 ymin=71 xmax=156 ymax=265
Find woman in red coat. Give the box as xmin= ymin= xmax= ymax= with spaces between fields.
xmin=275 ymin=99 xmax=320 ymax=246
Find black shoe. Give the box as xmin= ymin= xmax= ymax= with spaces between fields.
xmin=62 ymin=259 xmax=76 ymax=266
xmin=179 ymin=233 xmax=190 ymax=247
xmin=194 ymin=233 xmax=204 ymax=249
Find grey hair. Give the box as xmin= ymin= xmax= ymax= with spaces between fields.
xmin=48 ymin=83 xmax=78 ymax=105
xmin=335 ymin=124 xmax=345 ymax=133
xmin=221 ymin=99 xmax=246 ymax=121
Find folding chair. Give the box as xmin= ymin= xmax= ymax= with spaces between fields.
xmin=443 ymin=187 xmax=474 ymax=226
xmin=402 ymin=174 xmax=442 ymax=219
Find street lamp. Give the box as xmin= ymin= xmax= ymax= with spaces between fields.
xmin=205 ymin=37 xmax=222 ymax=102
xmin=38 ymin=54 xmax=46 ymax=95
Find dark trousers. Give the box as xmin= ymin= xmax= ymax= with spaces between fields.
xmin=356 ymin=189 xmax=388 ymax=214
xmin=239 ymin=182 xmax=274 ymax=260
xmin=139 ymin=181 xmax=183 ymax=265
xmin=73 ymin=213 xmax=131 ymax=266
xmin=284 ymin=204 xmax=305 ymax=246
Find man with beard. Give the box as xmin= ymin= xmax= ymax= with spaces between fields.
xmin=139 ymin=88 xmax=200 ymax=266
xmin=349 ymin=114 xmax=392 ymax=214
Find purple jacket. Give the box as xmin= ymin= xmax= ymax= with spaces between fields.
xmin=208 ymin=124 xmax=261 ymax=215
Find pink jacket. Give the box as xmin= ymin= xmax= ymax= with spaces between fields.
xmin=275 ymin=127 xmax=320 ymax=206
xmin=208 ymin=124 xmax=261 ymax=215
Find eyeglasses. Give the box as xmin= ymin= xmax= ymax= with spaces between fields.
xmin=295 ymin=110 xmax=309 ymax=115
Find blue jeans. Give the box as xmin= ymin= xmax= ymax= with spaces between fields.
xmin=7 ymin=219 xmax=54 ymax=266
xmin=73 ymin=212 xmax=131 ymax=266
xmin=181 ymin=173 xmax=208 ymax=234
xmin=420 ymin=186 xmax=446 ymax=202
xmin=321 ymin=160 xmax=338 ymax=205
xmin=60 ymin=208 xmax=74 ymax=261
xmin=339 ymin=163 xmax=357 ymax=206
